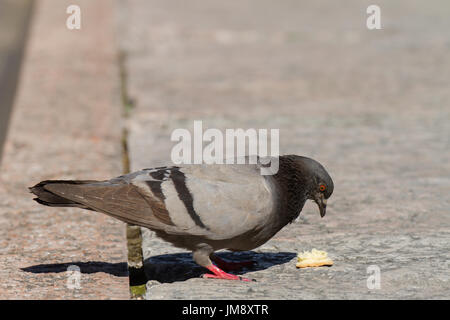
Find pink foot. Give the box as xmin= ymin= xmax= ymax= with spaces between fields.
xmin=202 ymin=265 xmax=255 ymax=282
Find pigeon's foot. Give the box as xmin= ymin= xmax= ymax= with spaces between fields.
xmin=211 ymin=255 xmax=255 ymax=271
xmin=202 ymin=265 xmax=255 ymax=282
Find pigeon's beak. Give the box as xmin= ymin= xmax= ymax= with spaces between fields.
xmin=314 ymin=193 xmax=327 ymax=218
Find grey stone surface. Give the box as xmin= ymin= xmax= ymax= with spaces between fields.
xmin=117 ymin=0 xmax=450 ymax=299
xmin=0 ymin=0 xmax=33 ymax=164
xmin=142 ymin=231 xmax=449 ymax=299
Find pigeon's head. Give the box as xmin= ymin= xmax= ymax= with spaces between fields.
xmin=286 ymin=155 xmax=334 ymax=218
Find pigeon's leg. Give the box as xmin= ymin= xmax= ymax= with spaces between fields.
xmin=210 ymin=254 xmax=255 ymax=271
xmin=193 ymin=246 xmax=254 ymax=282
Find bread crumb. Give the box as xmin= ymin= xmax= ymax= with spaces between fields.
xmin=296 ymin=249 xmax=334 ymax=268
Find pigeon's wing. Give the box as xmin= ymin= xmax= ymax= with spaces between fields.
xmin=44 ymin=163 xmax=277 ymax=239
xmin=42 ymin=170 xmax=178 ymax=231
xmin=142 ymin=163 xmax=276 ymax=240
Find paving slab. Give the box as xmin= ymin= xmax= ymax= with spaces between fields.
xmin=0 ymin=0 xmax=33 ymax=163
xmin=117 ymin=0 xmax=450 ymax=299
xmin=0 ymin=0 xmax=129 ymax=299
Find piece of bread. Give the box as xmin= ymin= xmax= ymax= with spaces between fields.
xmin=296 ymin=249 xmax=333 ymax=268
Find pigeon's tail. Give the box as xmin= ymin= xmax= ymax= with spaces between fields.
xmin=29 ymin=180 xmax=97 ymax=209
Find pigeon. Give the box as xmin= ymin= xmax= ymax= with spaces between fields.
xmin=30 ymin=155 xmax=333 ymax=282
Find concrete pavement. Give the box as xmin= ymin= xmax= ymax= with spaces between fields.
xmin=116 ymin=0 xmax=450 ymax=299
xmin=0 ymin=0 xmax=33 ymax=164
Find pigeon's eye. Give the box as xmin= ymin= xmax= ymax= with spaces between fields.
xmin=319 ymin=184 xmax=326 ymax=192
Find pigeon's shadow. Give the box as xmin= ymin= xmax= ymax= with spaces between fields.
xmin=144 ymin=251 xmax=296 ymax=283
xmin=21 ymin=252 xmax=297 ymax=283
xmin=21 ymin=261 xmax=128 ymax=277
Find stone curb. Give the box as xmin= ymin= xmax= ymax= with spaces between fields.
xmin=0 ymin=0 xmax=129 ymax=299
